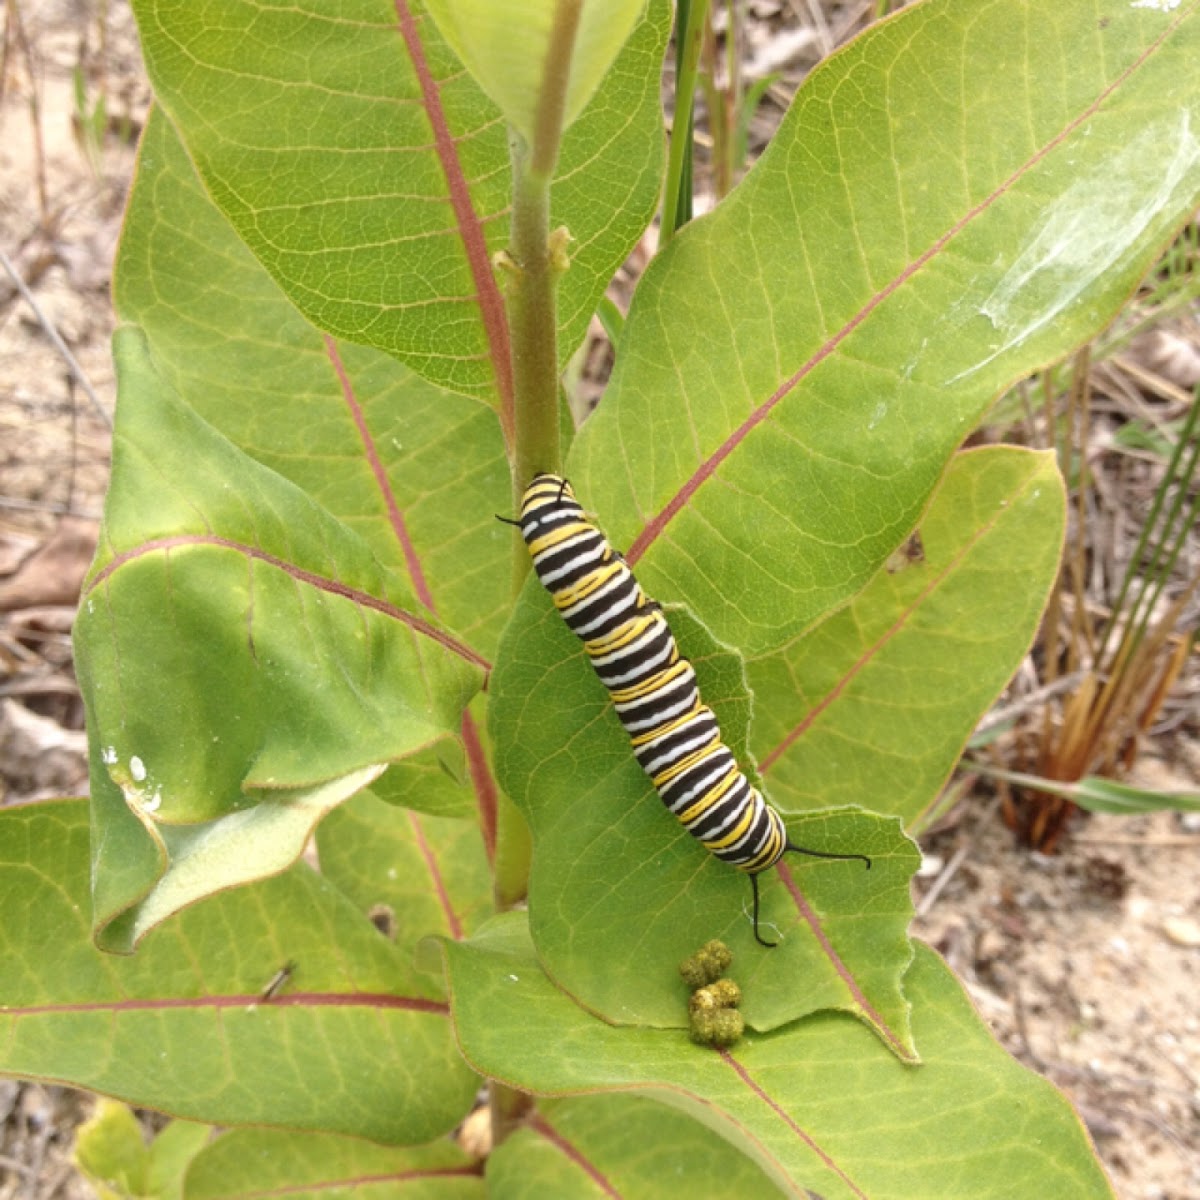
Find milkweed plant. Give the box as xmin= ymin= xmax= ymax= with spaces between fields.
xmin=5 ymin=1 xmax=1200 ymax=1196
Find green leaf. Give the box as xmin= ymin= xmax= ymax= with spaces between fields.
xmin=107 ymin=106 xmax=507 ymax=902
xmin=113 ymin=109 xmax=514 ymax=660
xmin=183 ymin=1129 xmax=482 ymax=1200
xmin=73 ymin=1100 xmax=155 ymax=1200
xmin=127 ymin=0 xmax=669 ymax=404
xmin=487 ymin=1094 xmax=782 ymax=1198
xmin=569 ymin=0 xmax=1200 ymax=656
xmin=490 ymin=598 xmax=919 ymax=1050
xmin=423 ymin=0 xmax=647 ymax=145
xmin=749 ymin=447 xmax=1065 ymax=829
xmin=370 ymin=743 xmax=477 ymax=821
xmin=74 ymin=1102 xmax=210 ymax=1200
xmin=74 ymin=330 xmax=487 ymax=949
xmin=977 ymin=770 xmax=1200 ymax=815
xmin=0 ymin=801 xmax=478 ymax=1143
xmin=142 ymin=1121 xmax=213 ymax=1200
xmin=445 ymin=914 xmax=1115 ymax=1200
xmin=316 ymin=789 xmax=493 ymax=984
xmin=1068 ymin=776 xmax=1200 ymax=815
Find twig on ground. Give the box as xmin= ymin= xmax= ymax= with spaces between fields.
xmin=974 ymin=671 xmax=1088 ymax=735
xmin=1072 ymin=834 xmax=1200 ymax=848
xmin=0 ymin=249 xmax=110 ymax=428
xmin=914 ymin=842 xmax=971 ymax=917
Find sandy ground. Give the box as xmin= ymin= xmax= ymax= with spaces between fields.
xmin=1 ymin=3 xmax=1197 ymax=1198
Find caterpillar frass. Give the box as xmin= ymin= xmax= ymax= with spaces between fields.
xmin=502 ymin=472 xmax=870 ymax=947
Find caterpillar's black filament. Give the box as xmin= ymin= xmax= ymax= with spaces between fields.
xmin=504 ymin=473 xmax=870 ymax=946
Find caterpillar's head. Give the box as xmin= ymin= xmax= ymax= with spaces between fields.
xmin=517 ymin=473 xmax=580 ymax=540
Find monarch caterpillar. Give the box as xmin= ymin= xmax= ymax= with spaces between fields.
xmin=501 ymin=473 xmax=870 ymax=946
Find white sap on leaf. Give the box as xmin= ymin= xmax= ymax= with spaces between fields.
xmin=118 ymin=774 xmax=163 ymax=816
xmin=1131 ymin=0 xmax=1181 ymax=10
xmin=105 ymin=751 xmax=167 ymax=816
xmin=948 ymin=110 xmax=1200 ymax=385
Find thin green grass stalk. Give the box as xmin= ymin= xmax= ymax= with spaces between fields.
xmin=1066 ymin=388 xmax=1200 ymax=778
xmin=1094 ymin=388 xmax=1200 ymax=669
xmin=1067 ymin=348 xmax=1097 ymax=663
xmin=1122 ymin=450 xmax=1200 ymax=650
xmin=662 ymin=0 xmax=710 ymax=245
xmin=723 ymin=0 xmax=741 ymax=194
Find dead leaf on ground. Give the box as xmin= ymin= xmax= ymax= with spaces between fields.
xmin=0 ymin=516 xmax=97 ymax=610
xmin=0 ymin=699 xmax=88 ymax=800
